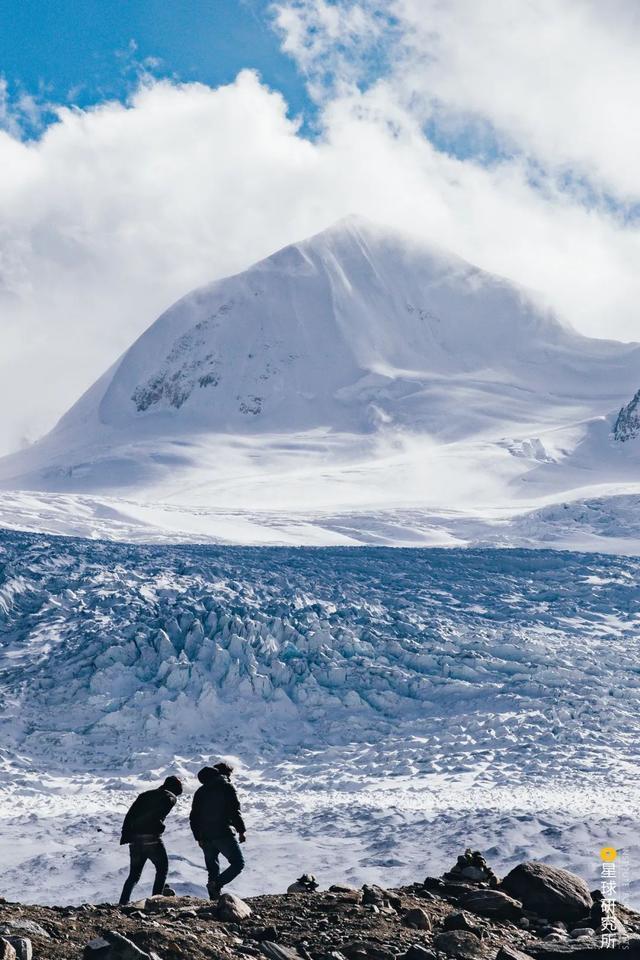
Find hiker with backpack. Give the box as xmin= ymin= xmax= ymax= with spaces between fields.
xmin=189 ymin=762 xmax=246 ymax=898
xmin=118 ymin=775 xmax=183 ymax=904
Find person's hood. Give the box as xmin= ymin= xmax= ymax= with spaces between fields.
xmin=198 ymin=766 xmax=224 ymax=785
xmin=163 ymin=775 xmax=183 ymax=796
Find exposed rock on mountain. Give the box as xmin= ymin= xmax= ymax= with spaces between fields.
xmin=613 ymin=389 xmax=640 ymax=441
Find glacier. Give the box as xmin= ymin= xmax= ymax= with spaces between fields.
xmin=1 ymin=530 xmax=639 ymax=906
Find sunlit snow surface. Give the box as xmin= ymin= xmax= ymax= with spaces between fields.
xmin=1 ymin=531 xmax=639 ymax=905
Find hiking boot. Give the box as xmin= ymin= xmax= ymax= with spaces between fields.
xmin=207 ymin=880 xmax=221 ymax=900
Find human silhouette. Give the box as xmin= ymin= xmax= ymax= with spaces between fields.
xmin=190 ymin=762 xmax=246 ymax=898
xmin=118 ymin=775 xmax=183 ymax=904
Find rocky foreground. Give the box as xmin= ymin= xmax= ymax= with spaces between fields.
xmin=1 ymin=853 xmax=638 ymax=960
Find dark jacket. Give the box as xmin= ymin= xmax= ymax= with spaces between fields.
xmin=189 ymin=769 xmax=246 ymax=841
xmin=120 ymin=787 xmax=177 ymax=845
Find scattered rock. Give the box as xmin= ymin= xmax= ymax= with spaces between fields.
xmin=527 ymin=936 xmax=640 ymax=958
xmin=0 ymin=853 xmax=639 ymax=960
xmin=0 ymin=921 xmax=49 ymax=940
xmin=218 ymin=893 xmax=253 ymax=922
xmin=4 ymin=942 xmax=31 ymax=960
xmin=83 ymin=938 xmax=112 ymax=959
xmin=144 ymin=894 xmax=208 ymax=913
xmin=439 ymin=882 xmax=494 ymax=905
xmin=501 ymin=863 xmax=592 ymax=922
xmin=249 ymin=927 xmax=280 ymax=942
xmin=415 ymin=890 xmax=439 ymax=903
xmin=361 ymin=886 xmax=402 ymax=911
xmin=443 ymin=912 xmax=483 ymax=936
xmin=104 ymin=930 xmax=152 ymax=958
xmin=496 ymin=947 xmax=535 ymax=960
xmin=121 ymin=900 xmax=147 ymax=912
xmin=0 ymin=941 xmax=16 ymax=960
xmin=423 ymin=878 xmax=446 ymax=892
xmin=401 ymin=946 xmax=437 ymax=960
xmin=402 ymin=907 xmax=431 ymax=930
xmin=463 ymin=889 xmax=522 ymax=920
xmin=341 ymin=941 xmax=395 ymax=960
xmin=261 ymin=943 xmax=305 ymax=960
xmin=433 ymin=930 xmax=485 ymax=958
xmin=330 ymin=885 xmax=359 ymax=894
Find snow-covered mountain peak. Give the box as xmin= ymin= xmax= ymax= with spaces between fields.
xmin=51 ymin=216 xmax=629 ymax=439
xmin=1 ymin=217 xmax=639 ymax=510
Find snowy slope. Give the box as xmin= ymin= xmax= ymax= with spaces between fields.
xmin=1 ymin=531 xmax=640 ymax=905
xmin=0 ymin=215 xmax=639 ymax=545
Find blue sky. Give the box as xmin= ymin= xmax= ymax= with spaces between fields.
xmin=0 ymin=0 xmax=310 ymax=130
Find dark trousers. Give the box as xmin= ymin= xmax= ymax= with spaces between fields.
xmin=119 ymin=838 xmax=169 ymax=904
xmin=201 ymin=829 xmax=245 ymax=895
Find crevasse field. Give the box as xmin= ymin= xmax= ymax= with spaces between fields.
xmin=1 ymin=529 xmax=638 ymax=906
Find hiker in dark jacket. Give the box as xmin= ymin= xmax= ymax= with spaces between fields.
xmin=190 ymin=762 xmax=246 ymax=898
xmin=119 ymin=775 xmax=183 ymax=904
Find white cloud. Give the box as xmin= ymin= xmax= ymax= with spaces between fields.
xmin=394 ymin=0 xmax=640 ymax=203
xmin=1 ymin=4 xmax=640 ymax=455
xmin=275 ymin=0 xmax=640 ymax=202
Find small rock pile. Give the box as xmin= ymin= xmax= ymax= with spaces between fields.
xmin=0 ymin=855 xmax=638 ymax=960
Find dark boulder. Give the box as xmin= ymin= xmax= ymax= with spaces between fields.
xmin=83 ymin=939 xmax=111 ymax=960
xmin=0 ymin=942 xmax=16 ymax=960
xmin=104 ymin=931 xmax=153 ymax=959
xmin=501 ymin=863 xmax=592 ymax=922
xmin=463 ymin=889 xmax=523 ymax=921
xmin=261 ymin=944 xmax=305 ymax=960
xmin=401 ymin=947 xmax=436 ymax=960
xmin=496 ymin=947 xmax=535 ymax=960
xmin=362 ymin=885 xmax=402 ymax=911
xmin=433 ymin=930 xmax=485 ymax=958
xmin=402 ymin=907 xmax=431 ymax=930
xmin=423 ymin=878 xmax=446 ymax=891
xmin=218 ymin=893 xmax=252 ymax=921
xmin=3 ymin=942 xmax=31 ymax=960
xmin=443 ymin=912 xmax=484 ymax=936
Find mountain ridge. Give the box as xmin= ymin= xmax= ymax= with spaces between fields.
xmin=42 ymin=215 xmax=640 ymax=440
xmin=0 ymin=216 xmax=639 ymax=538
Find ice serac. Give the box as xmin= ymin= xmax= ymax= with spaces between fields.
xmin=0 ymin=214 xmax=639 ymax=509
